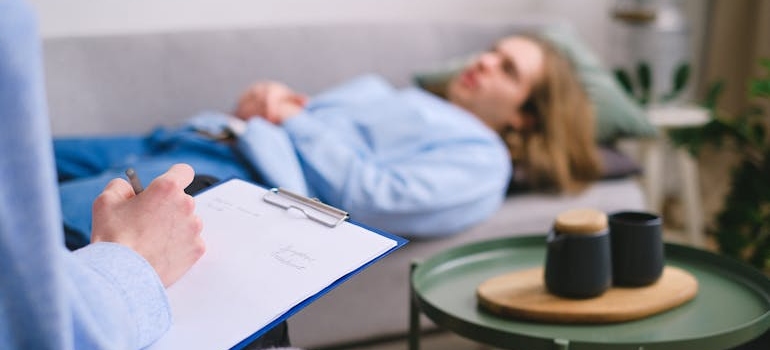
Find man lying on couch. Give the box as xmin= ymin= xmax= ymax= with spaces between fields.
xmin=57 ymin=34 xmax=602 ymax=249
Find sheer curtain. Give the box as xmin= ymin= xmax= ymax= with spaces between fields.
xmin=699 ymin=0 xmax=770 ymax=113
xmin=696 ymin=0 xmax=770 ymax=229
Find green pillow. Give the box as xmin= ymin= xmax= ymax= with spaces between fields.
xmin=413 ymin=25 xmax=658 ymax=143
xmin=412 ymin=53 xmax=476 ymax=98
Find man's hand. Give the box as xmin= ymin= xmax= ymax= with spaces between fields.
xmin=90 ymin=164 xmax=205 ymax=287
xmin=233 ymin=81 xmax=308 ymax=124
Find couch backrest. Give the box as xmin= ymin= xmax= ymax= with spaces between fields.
xmin=43 ymin=19 xmax=564 ymax=136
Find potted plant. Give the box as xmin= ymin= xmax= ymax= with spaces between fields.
xmin=614 ymin=61 xmax=690 ymax=106
xmin=610 ymin=0 xmax=691 ymax=107
xmin=667 ymin=58 xmax=770 ymax=273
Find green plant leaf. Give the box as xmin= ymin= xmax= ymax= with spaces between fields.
xmin=662 ymin=62 xmax=691 ymax=102
xmin=759 ymin=57 xmax=770 ymax=71
xmin=703 ymin=80 xmax=724 ymax=110
xmin=637 ymin=62 xmax=651 ymax=105
xmin=613 ymin=68 xmax=635 ymax=97
xmin=750 ymin=79 xmax=770 ymax=98
xmin=752 ymin=123 xmax=767 ymax=147
xmin=751 ymin=58 xmax=770 ymax=98
xmin=673 ymin=62 xmax=690 ymax=92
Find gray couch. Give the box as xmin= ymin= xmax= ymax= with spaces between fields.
xmin=43 ymin=19 xmax=647 ymax=349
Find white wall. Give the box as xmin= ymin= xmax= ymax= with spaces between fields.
xmin=28 ymin=0 xmax=616 ymax=58
xmin=28 ymin=0 xmax=609 ymax=37
xmin=27 ymin=0 xmax=707 ymax=75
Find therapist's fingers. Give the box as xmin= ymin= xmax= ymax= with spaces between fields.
xmin=145 ymin=164 xmax=195 ymax=195
xmin=100 ymin=178 xmax=136 ymax=202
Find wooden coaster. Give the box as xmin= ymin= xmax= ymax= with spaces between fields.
xmin=476 ymin=266 xmax=698 ymax=324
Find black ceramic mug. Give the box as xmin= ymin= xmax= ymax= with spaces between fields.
xmin=544 ymin=208 xmax=612 ymax=299
xmin=609 ymin=211 xmax=665 ymax=287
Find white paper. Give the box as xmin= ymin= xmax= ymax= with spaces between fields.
xmin=147 ymin=179 xmax=398 ymax=350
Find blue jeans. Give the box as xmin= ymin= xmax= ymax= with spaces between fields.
xmin=56 ymin=126 xmax=259 ymax=248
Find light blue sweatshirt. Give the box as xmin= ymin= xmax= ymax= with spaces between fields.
xmin=0 ymin=2 xmax=171 ymax=348
xmin=240 ymin=75 xmax=512 ymax=236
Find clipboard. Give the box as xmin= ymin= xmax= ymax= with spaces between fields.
xmin=147 ymin=178 xmax=408 ymax=350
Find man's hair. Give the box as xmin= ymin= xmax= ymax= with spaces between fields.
xmin=503 ymin=33 xmax=602 ymax=193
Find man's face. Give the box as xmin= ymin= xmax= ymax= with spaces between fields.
xmin=447 ymin=36 xmax=545 ymax=132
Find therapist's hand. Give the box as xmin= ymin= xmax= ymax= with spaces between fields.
xmin=90 ymin=164 xmax=206 ymax=287
xmin=233 ymin=81 xmax=307 ymax=124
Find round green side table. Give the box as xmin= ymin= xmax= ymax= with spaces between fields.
xmin=409 ymin=235 xmax=770 ymax=350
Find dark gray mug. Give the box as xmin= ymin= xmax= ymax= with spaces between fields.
xmin=609 ymin=211 xmax=664 ymax=286
xmin=544 ymin=228 xmax=612 ymax=299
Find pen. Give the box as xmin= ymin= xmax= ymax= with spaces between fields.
xmin=125 ymin=168 xmax=144 ymax=194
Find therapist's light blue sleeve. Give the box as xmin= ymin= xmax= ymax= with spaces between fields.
xmin=0 ymin=1 xmax=171 ymax=348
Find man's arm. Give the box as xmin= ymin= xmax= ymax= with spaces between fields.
xmin=233 ymin=81 xmax=307 ymax=124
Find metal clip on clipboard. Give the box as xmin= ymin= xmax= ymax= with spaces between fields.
xmin=263 ymin=188 xmax=349 ymax=228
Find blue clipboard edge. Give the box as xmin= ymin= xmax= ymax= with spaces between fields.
xmin=190 ymin=177 xmax=409 ymax=349
xmin=232 ymin=219 xmax=408 ymax=350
